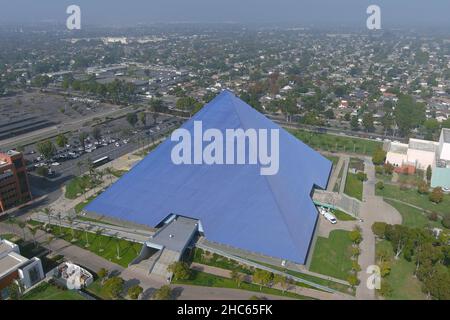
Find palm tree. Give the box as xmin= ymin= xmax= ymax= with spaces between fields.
xmin=43 ymin=207 xmax=53 ymax=226
xmin=18 ymin=221 xmax=27 ymax=241
xmin=55 ymin=213 xmax=63 ymax=235
xmin=84 ymin=224 xmax=91 ymax=247
xmin=27 ymin=226 xmax=38 ymax=248
xmin=95 ymin=228 xmax=105 ymax=252
xmin=67 ymin=216 xmax=76 ymax=241
xmin=115 ymin=234 xmax=122 ymax=259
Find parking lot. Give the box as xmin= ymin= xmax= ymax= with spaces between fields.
xmin=23 ymin=113 xmax=182 ymax=183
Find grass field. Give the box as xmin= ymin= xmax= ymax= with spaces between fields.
xmin=325 ymin=155 xmax=340 ymax=166
xmin=384 ymin=199 xmax=443 ymax=229
xmin=65 ymin=175 xmax=100 ymax=199
xmin=23 ymin=282 xmax=86 ymax=300
xmin=344 ymin=173 xmax=363 ymax=201
xmin=376 ymin=240 xmax=426 ymax=300
xmin=333 ymin=209 xmax=356 ymax=221
xmin=46 ymin=224 xmax=142 ymax=267
xmin=309 ymin=230 xmax=353 ymax=280
xmin=376 ymin=184 xmax=450 ymax=217
xmin=172 ymin=270 xmax=313 ymax=300
xmin=292 ymin=130 xmax=381 ymax=155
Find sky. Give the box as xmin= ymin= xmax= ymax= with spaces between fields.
xmin=0 ymin=0 xmax=449 ymax=28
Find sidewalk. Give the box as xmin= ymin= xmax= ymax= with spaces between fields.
xmin=190 ymin=262 xmax=354 ymax=300
xmin=0 ymin=222 xmax=123 ymax=274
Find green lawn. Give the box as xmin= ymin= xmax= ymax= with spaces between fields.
xmin=325 ymin=155 xmax=340 ymax=166
xmin=23 ymin=282 xmax=86 ymax=300
xmin=333 ymin=209 xmax=356 ymax=221
xmin=85 ymin=279 xmax=113 ymax=300
xmin=46 ymin=224 xmax=142 ymax=267
xmin=74 ymin=195 xmax=97 ymax=213
xmin=384 ymin=199 xmax=443 ymax=229
xmin=376 ymin=184 xmax=450 ymax=217
xmin=173 ymin=270 xmax=314 ymax=300
xmin=344 ymin=173 xmax=363 ymax=201
xmin=65 ymin=175 xmax=100 ymax=199
xmin=292 ymin=130 xmax=381 ymax=155
xmin=310 ymin=230 xmax=353 ymax=280
xmin=376 ymin=240 xmax=426 ymax=300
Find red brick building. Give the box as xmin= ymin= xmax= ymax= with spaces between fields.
xmin=0 ymin=150 xmax=32 ymax=214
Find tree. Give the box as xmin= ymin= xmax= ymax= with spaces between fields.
xmin=383 ymin=162 xmax=394 ymax=175
xmin=349 ymin=229 xmax=363 ymax=244
xmin=394 ymin=95 xmax=426 ymax=136
xmin=356 ymin=172 xmax=367 ymax=182
xmin=92 ymin=127 xmax=102 ymax=143
xmin=78 ymin=132 xmax=88 ymax=152
xmin=426 ymin=165 xmax=432 ymax=183
xmin=7 ymin=282 xmax=23 ymax=300
xmin=153 ymin=285 xmax=172 ymax=300
xmin=167 ymin=262 xmax=191 ymax=281
xmin=230 ymin=270 xmax=244 ymax=288
xmin=429 ymin=187 xmax=444 ymax=204
xmin=347 ymin=274 xmax=360 ymax=288
xmin=372 ymin=222 xmax=387 ymax=238
xmin=273 ymin=274 xmax=290 ymax=294
xmin=103 ymin=276 xmax=124 ymax=299
xmin=55 ymin=134 xmax=68 ymax=148
xmin=442 ymin=214 xmax=450 ymax=229
xmin=36 ymin=140 xmax=56 ymax=160
xmin=18 ymin=220 xmax=27 ymax=240
xmin=42 ymin=207 xmax=53 ymax=226
xmin=97 ymin=268 xmax=109 ymax=280
xmin=126 ymin=112 xmax=138 ymax=127
xmin=27 ymin=226 xmax=38 ymax=248
xmin=385 ymin=224 xmax=409 ymax=259
xmin=139 ymin=112 xmax=147 ymax=127
xmin=127 ymin=285 xmax=143 ymax=300
xmin=417 ymin=181 xmax=429 ymax=195
xmin=362 ymin=113 xmax=375 ymax=132
xmin=376 ymin=181 xmax=384 ymax=190
xmin=378 ymin=280 xmax=393 ymax=297
xmin=350 ymin=116 xmax=359 ymax=131
xmin=252 ymin=270 xmax=273 ymax=291
xmin=372 ymin=148 xmax=387 ymax=165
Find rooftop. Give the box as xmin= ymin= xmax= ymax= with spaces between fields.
xmin=442 ymin=128 xmax=450 ymax=143
xmin=409 ymin=138 xmax=439 ymax=153
xmin=146 ymin=216 xmax=198 ymax=252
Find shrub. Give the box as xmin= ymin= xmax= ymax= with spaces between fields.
xmin=372 ymin=222 xmax=387 ymax=238
xmin=349 ymin=229 xmax=363 ymax=244
xmin=442 ymin=214 xmax=450 ymax=229
xmin=427 ymin=212 xmax=438 ymax=222
xmin=103 ymin=276 xmax=124 ymax=299
xmin=378 ymin=280 xmax=393 ymax=297
xmin=383 ymin=162 xmax=394 ymax=175
xmin=375 ymin=166 xmax=384 ymax=175
xmin=372 ymin=148 xmax=386 ymax=165
xmin=97 ymin=268 xmax=108 ymax=279
xmin=356 ymin=172 xmax=368 ymax=182
xmin=376 ymin=181 xmax=384 ymax=190
xmin=429 ymin=187 xmax=444 ymax=204
xmin=347 ymin=274 xmax=360 ymax=288
xmin=127 ymin=285 xmax=143 ymax=300
xmin=417 ymin=181 xmax=429 ymax=195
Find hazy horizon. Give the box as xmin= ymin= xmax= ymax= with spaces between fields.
xmin=0 ymin=0 xmax=449 ymax=29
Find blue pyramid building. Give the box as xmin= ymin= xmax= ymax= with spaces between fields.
xmin=86 ymin=90 xmax=332 ymax=264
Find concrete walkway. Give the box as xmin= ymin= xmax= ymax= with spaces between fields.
xmin=190 ymin=262 xmax=353 ymax=300
xmin=327 ymin=156 xmax=344 ymax=192
xmin=0 ymin=222 xmax=123 ymax=274
xmin=355 ymin=158 xmax=402 ymax=300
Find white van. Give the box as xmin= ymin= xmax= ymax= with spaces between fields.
xmin=323 ymin=211 xmax=337 ymax=224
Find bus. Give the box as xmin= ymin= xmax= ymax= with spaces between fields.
xmin=92 ymin=156 xmax=110 ymax=167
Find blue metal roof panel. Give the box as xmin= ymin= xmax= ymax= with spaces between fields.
xmin=86 ymin=90 xmax=331 ymax=263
